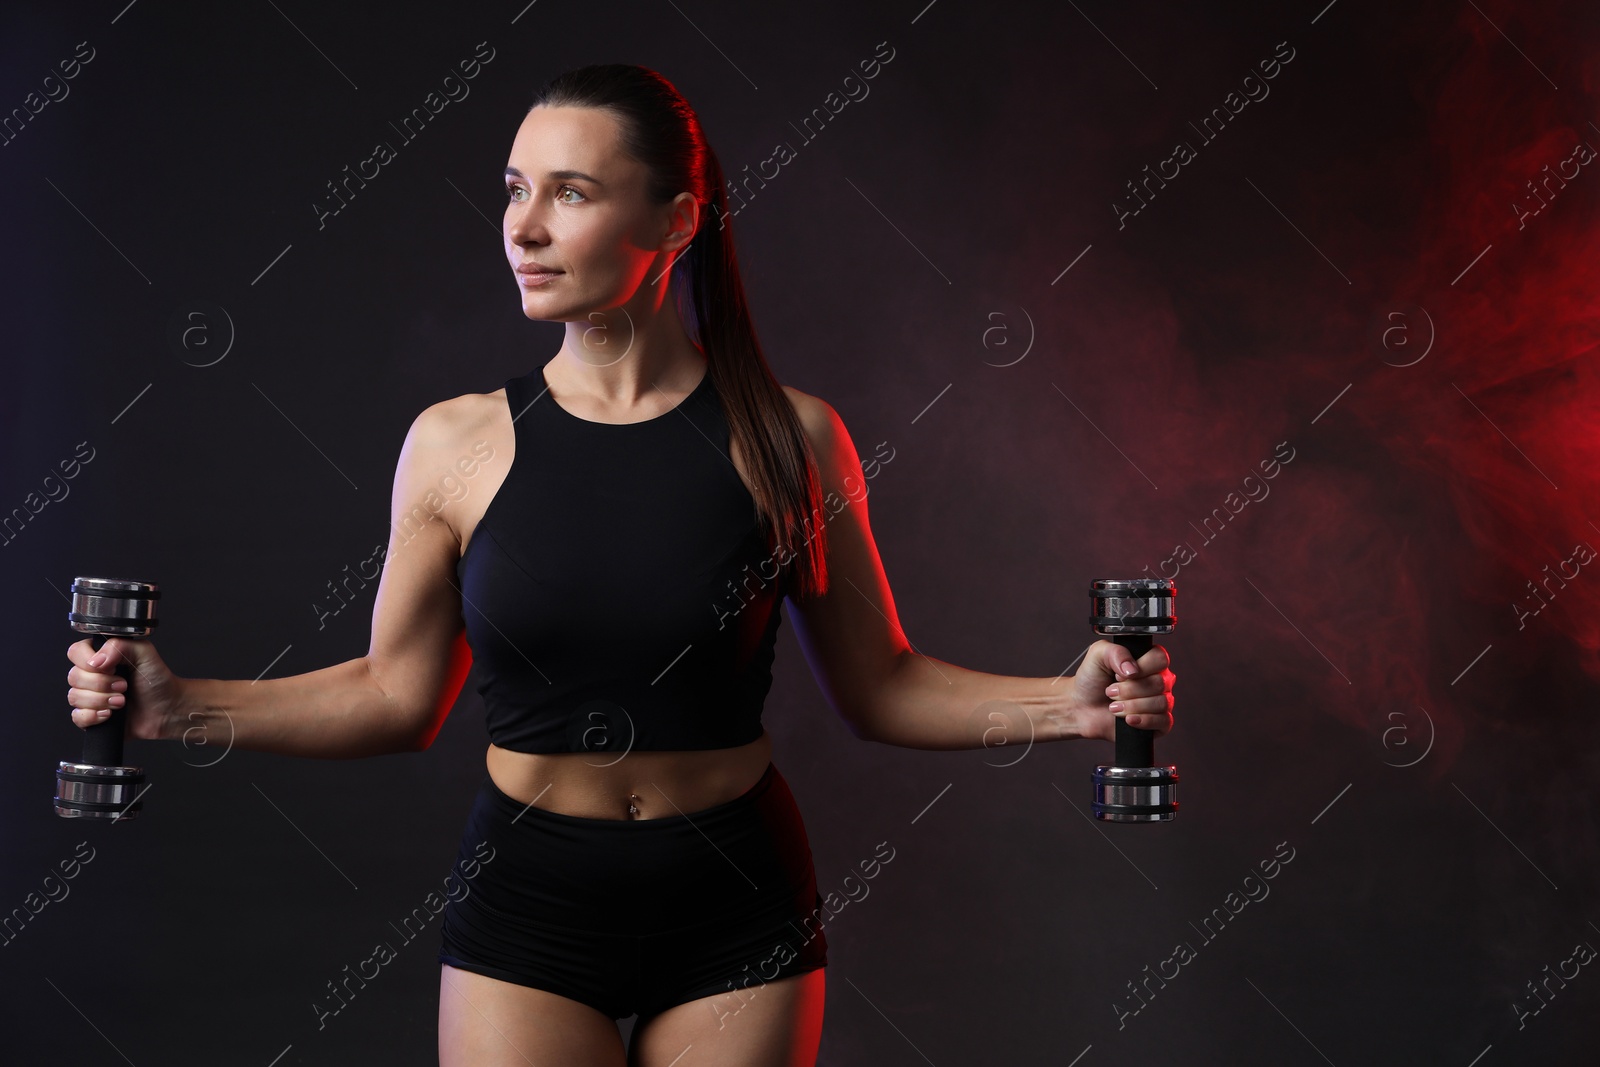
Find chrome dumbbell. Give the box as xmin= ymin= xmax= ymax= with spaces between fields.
xmin=56 ymin=577 xmax=160 ymax=820
xmin=1089 ymin=578 xmax=1178 ymax=823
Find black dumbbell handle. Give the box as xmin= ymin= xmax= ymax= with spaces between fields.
xmin=1112 ymin=633 xmax=1154 ymax=767
xmin=80 ymin=634 xmax=130 ymax=768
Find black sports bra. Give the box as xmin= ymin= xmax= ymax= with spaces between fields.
xmin=455 ymin=362 xmax=788 ymax=754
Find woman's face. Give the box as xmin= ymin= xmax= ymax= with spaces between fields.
xmin=503 ymin=105 xmax=694 ymax=323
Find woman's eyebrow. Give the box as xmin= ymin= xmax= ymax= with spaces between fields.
xmin=504 ymin=166 xmax=604 ymax=185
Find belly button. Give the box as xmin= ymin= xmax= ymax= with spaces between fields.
xmin=627 ymin=792 xmax=640 ymax=817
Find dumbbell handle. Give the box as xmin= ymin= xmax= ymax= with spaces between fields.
xmin=80 ymin=634 xmax=130 ymax=768
xmin=1112 ymin=633 xmax=1154 ymax=767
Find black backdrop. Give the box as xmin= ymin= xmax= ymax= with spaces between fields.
xmin=4 ymin=1 xmax=1598 ymax=1064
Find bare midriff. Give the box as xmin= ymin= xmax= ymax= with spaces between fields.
xmin=485 ymin=730 xmax=774 ymax=820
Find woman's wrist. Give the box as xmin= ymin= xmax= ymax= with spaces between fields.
xmin=159 ymin=676 xmax=202 ymax=744
xmin=1024 ymin=686 xmax=1089 ymax=744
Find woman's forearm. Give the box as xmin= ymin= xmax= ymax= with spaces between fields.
xmin=170 ymin=656 xmax=417 ymax=760
xmin=863 ymin=650 xmax=1084 ymax=750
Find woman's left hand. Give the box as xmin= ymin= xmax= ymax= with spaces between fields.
xmin=1069 ymin=639 xmax=1175 ymax=744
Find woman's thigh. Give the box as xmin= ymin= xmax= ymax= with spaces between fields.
xmin=627 ymin=967 xmax=826 ymax=1067
xmin=439 ymin=962 xmax=628 ymax=1067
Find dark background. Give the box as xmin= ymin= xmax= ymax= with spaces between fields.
xmin=4 ymin=0 xmax=1597 ymax=1063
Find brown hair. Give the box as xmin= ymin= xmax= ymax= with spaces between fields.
xmin=529 ymin=63 xmax=828 ymax=598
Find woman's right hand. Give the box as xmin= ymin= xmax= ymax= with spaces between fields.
xmin=66 ymin=637 xmax=185 ymax=741
xmin=1068 ymin=638 xmax=1175 ymax=744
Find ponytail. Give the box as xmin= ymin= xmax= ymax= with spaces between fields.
xmin=682 ymin=146 xmax=828 ymax=598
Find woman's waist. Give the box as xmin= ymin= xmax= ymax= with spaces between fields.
xmin=484 ymin=730 xmax=773 ymax=821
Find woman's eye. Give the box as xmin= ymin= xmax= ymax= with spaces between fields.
xmin=504 ymin=185 xmax=584 ymax=204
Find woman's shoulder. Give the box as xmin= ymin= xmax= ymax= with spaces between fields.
xmin=779 ymin=382 xmax=834 ymax=435
xmin=398 ymin=387 xmax=510 ymax=468
xmin=420 ymin=385 xmax=508 ymax=436
xmin=778 ymin=383 xmax=844 ymax=458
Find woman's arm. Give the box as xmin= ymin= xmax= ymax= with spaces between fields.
xmin=781 ymin=386 xmax=1174 ymax=751
xmin=171 ymin=401 xmax=477 ymax=759
xmin=865 ymin=641 xmax=1171 ymax=750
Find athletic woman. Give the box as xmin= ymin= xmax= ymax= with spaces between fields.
xmin=64 ymin=64 xmax=1175 ymax=1067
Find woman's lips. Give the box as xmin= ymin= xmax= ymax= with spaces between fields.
xmin=518 ymin=270 xmax=562 ymax=287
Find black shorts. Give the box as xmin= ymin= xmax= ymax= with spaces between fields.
xmin=437 ymin=761 xmax=828 ymax=1020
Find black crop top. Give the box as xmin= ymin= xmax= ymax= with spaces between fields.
xmin=455 ymin=362 xmax=787 ymax=754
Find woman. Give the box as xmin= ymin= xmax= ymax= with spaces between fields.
xmin=64 ymin=64 xmax=1175 ymax=1066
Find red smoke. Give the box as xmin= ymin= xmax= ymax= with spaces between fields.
xmin=1051 ymin=1 xmax=1598 ymax=781
xmin=1317 ymin=0 xmax=1600 ymax=774
xmin=1379 ymin=3 xmax=1600 ymax=671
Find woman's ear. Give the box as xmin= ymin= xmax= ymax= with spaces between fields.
xmin=663 ymin=191 xmax=700 ymax=251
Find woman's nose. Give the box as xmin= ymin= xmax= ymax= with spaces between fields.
xmin=506 ymin=200 xmax=549 ymax=244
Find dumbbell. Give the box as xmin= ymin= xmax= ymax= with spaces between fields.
xmin=1089 ymin=577 xmax=1178 ymax=822
xmin=56 ymin=576 xmax=160 ymax=820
